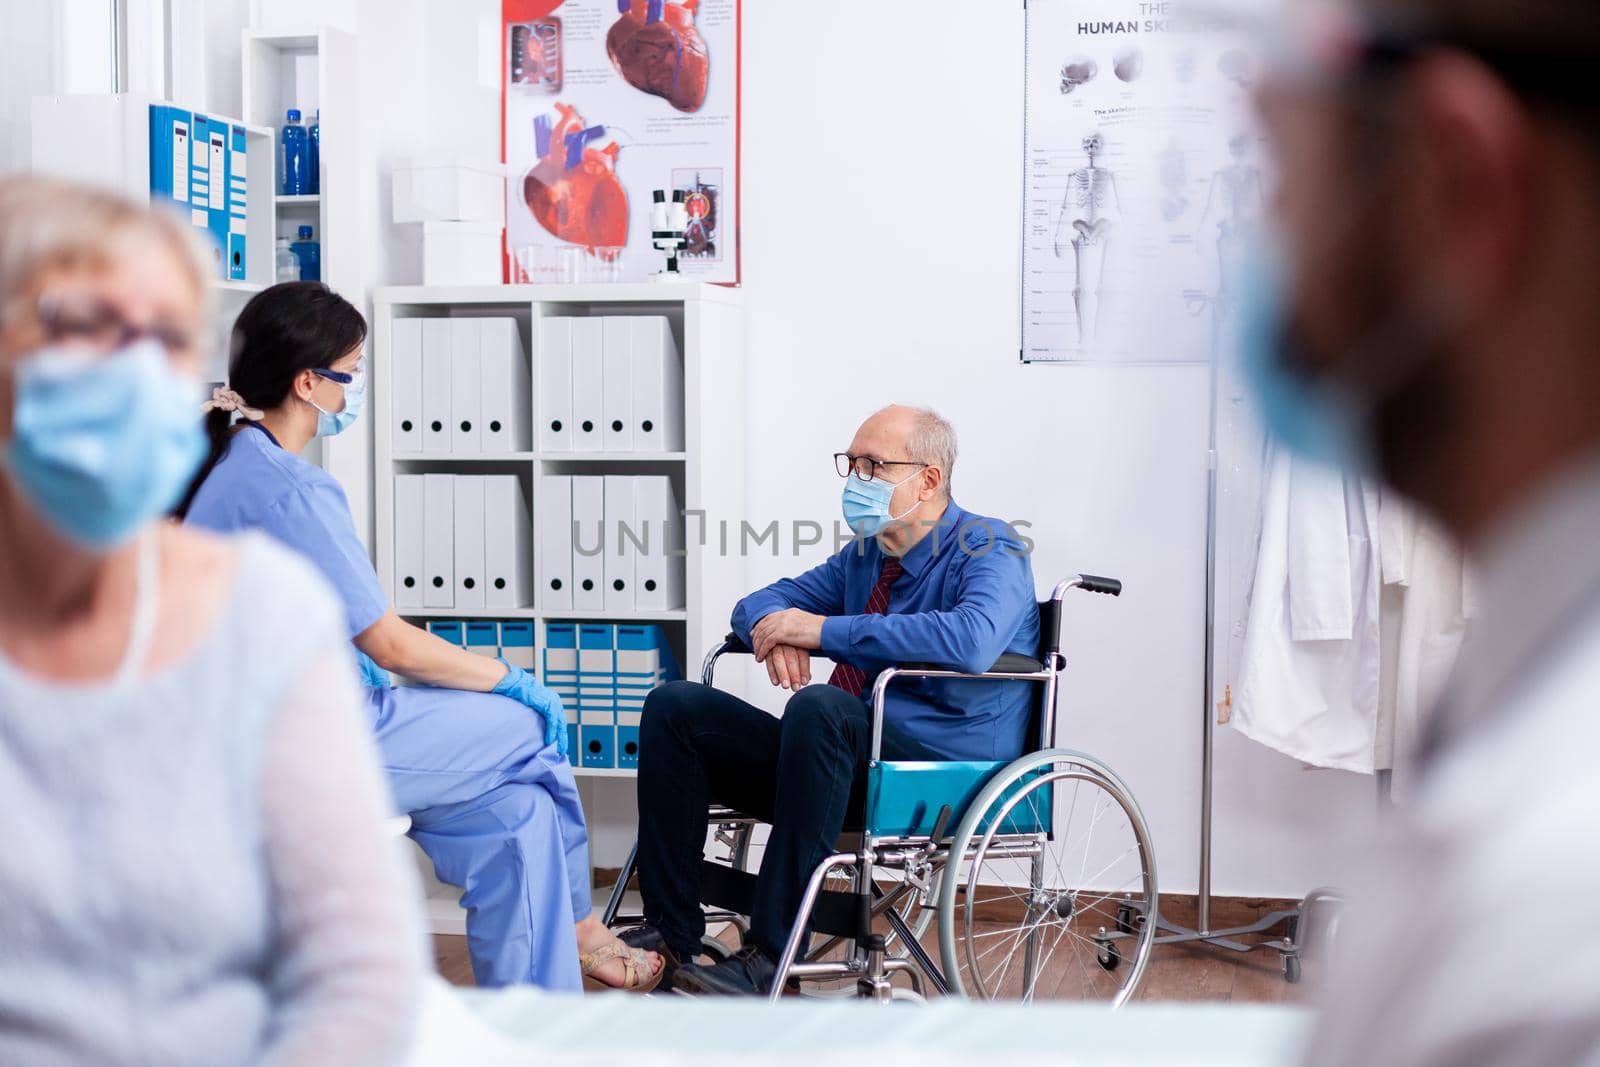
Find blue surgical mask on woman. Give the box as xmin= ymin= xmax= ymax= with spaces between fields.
xmin=3 ymin=339 xmax=206 ymax=548
xmin=309 ymin=364 xmax=365 ymax=437
xmin=841 ymin=467 xmax=924 ymax=537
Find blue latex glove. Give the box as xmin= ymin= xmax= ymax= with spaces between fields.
xmin=492 ymin=660 xmax=567 ymax=759
xmin=356 ymin=650 xmax=391 ymax=689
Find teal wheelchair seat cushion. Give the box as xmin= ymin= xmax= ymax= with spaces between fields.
xmin=865 ymin=760 xmax=1051 ymax=838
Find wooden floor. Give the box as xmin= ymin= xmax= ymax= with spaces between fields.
xmin=432 ymin=894 xmax=1307 ymax=1004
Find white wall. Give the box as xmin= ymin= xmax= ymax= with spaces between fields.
xmin=230 ymin=0 xmax=1380 ymax=897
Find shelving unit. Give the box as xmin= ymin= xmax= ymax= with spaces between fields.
xmin=241 ymin=25 xmax=366 ymax=536
xmin=373 ymin=282 xmax=745 ymax=931
xmin=28 ymin=93 xmax=275 ymax=382
xmin=372 ymin=282 xmax=746 ymax=682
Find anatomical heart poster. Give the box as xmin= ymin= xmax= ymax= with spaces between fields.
xmin=1022 ymin=0 xmax=1259 ymax=363
xmin=503 ymin=0 xmax=740 ymax=284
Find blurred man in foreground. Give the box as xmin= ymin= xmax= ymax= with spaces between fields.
xmin=1247 ymin=1 xmax=1600 ymax=1062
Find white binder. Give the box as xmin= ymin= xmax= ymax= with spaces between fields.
xmin=394 ymin=473 xmax=425 ymax=607
xmin=480 ymin=318 xmax=530 ymax=453
xmin=630 ymin=316 xmax=684 ymax=452
xmin=422 ymin=473 xmax=454 ymax=607
xmin=451 ymin=474 xmax=486 ymax=610
xmin=392 ymin=319 xmax=423 ymax=453
xmin=539 ymin=474 xmax=573 ymax=611
xmin=601 ymin=316 xmax=633 ymax=452
xmin=450 ymin=320 xmax=482 ymax=454
xmin=421 ymin=319 xmax=453 ymax=453
xmin=604 ymin=474 xmax=637 ymax=611
xmin=484 ymin=474 xmax=532 ymax=609
xmin=571 ymin=318 xmax=604 ymax=453
xmin=539 ymin=317 xmax=573 ymax=452
xmin=634 ymin=475 xmax=684 ymax=610
xmin=571 ymin=475 xmax=606 ymax=611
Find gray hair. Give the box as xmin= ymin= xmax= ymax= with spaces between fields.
xmin=905 ymin=405 xmax=957 ymax=499
xmin=0 ymin=177 xmax=212 ymax=321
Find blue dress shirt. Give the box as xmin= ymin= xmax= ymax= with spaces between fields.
xmin=731 ymin=500 xmax=1040 ymax=761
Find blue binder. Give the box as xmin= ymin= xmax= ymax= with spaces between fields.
xmin=613 ymin=624 xmax=679 ymax=768
xmin=541 ymin=623 xmax=580 ymax=764
xmin=577 ymin=624 xmax=616 ymax=769
xmin=147 ymin=105 xmax=191 ymax=214
xmin=426 ymin=620 xmax=465 ymax=646
xmin=226 ymin=124 xmax=248 ymax=281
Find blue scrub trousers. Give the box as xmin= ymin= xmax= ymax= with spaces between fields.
xmin=367 ymin=685 xmax=590 ymax=990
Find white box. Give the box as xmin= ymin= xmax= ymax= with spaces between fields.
xmin=394 ymin=474 xmax=425 ymax=608
xmin=601 ymin=317 xmax=633 ymax=452
xmin=479 ymin=318 xmax=531 ymax=453
xmin=421 ymin=319 xmax=453 ymax=454
xmin=422 ymin=473 xmax=455 ymax=608
xmin=484 ymin=475 xmax=533 ymax=609
xmin=630 ymin=317 xmax=684 ymax=452
xmin=570 ymin=318 xmax=604 ymax=452
xmin=571 ymin=476 xmax=606 ymax=610
xmin=604 ymin=474 xmax=637 ymax=611
xmin=392 ymin=318 xmax=423 ymax=453
xmin=540 ymin=317 xmax=574 ymax=452
xmin=452 ymin=475 xmax=486 ymax=610
xmin=393 ymin=157 xmax=506 ymax=224
xmin=421 ymin=221 xmax=503 ymax=286
xmin=449 ymin=320 xmax=482 ymax=454
xmin=539 ymin=474 xmax=574 ymax=611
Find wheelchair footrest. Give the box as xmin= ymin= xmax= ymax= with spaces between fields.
xmin=700 ymin=861 xmax=866 ymax=941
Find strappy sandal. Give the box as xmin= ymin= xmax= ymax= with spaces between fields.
xmin=580 ymin=940 xmax=664 ymax=994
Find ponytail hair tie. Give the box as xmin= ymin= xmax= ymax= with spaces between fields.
xmin=202 ymin=386 xmax=264 ymax=422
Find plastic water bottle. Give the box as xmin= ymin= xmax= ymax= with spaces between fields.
xmin=275 ymin=238 xmax=301 ymax=282
xmin=279 ymin=109 xmax=308 ymax=195
xmin=291 ymin=224 xmax=321 ymax=283
xmin=308 ymin=110 xmax=320 ymax=195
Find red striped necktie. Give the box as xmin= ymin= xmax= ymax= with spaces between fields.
xmin=827 ymin=557 xmax=905 ymax=697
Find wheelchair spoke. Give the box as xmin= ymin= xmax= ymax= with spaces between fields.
xmin=948 ymin=761 xmax=1155 ymax=1005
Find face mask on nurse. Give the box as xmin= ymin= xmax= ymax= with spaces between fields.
xmin=308 ymin=359 xmax=365 ymax=437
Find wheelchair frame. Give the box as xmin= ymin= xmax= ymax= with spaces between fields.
xmin=603 ymin=575 xmax=1158 ymax=1003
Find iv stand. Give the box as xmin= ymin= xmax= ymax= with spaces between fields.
xmin=1129 ymin=295 xmax=1334 ymax=985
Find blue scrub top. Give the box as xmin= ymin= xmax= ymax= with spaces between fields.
xmin=186 ymin=425 xmax=388 ymax=643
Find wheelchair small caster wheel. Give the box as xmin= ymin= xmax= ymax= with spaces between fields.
xmin=1094 ymin=930 xmax=1121 ymax=972
xmin=1115 ymin=904 xmax=1138 ymax=935
xmin=1282 ymin=954 xmax=1302 ymax=984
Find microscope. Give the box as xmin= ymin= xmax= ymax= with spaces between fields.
xmin=649 ymin=188 xmax=690 ymax=282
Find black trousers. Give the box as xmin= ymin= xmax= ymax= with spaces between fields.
xmin=637 ymin=681 xmax=921 ymax=960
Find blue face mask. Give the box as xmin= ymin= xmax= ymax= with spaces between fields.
xmin=3 ymin=340 xmax=206 ymax=549
xmin=841 ymin=467 xmax=923 ymax=538
xmin=310 ymin=366 xmax=365 ymax=437
xmin=1234 ymin=236 xmax=1369 ymax=471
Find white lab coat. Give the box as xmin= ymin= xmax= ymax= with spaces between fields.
xmin=1232 ymin=446 xmax=1383 ymax=771
xmin=1372 ymin=505 xmax=1474 ymax=802
xmin=1309 ymin=454 xmax=1600 ymax=1066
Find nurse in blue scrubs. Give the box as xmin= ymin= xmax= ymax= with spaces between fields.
xmin=179 ymin=283 xmax=660 ymax=994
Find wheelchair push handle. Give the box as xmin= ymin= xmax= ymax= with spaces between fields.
xmin=1075 ymin=574 xmax=1122 ymax=596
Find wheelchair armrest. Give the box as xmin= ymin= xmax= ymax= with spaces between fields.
xmin=706 ymin=632 xmax=1046 ymax=689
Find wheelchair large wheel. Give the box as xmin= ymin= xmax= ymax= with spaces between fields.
xmin=936 ymin=750 xmax=1157 ymax=1004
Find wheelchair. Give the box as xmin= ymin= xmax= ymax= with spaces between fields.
xmin=603 ymin=574 xmax=1158 ymax=1004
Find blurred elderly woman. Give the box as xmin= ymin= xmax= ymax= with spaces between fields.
xmin=0 ymin=177 xmax=425 ymax=1063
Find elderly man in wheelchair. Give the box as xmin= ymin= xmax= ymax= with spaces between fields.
xmin=607 ymin=405 xmax=1157 ymax=1001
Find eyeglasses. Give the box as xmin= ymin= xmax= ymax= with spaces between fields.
xmin=35 ymin=292 xmax=197 ymax=355
xmin=834 ymin=452 xmax=926 ymax=481
xmin=313 ymin=357 xmax=366 ymax=390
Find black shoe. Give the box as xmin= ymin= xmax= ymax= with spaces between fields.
xmin=615 ymin=924 xmax=684 ymax=992
xmin=673 ymin=945 xmax=777 ymax=996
